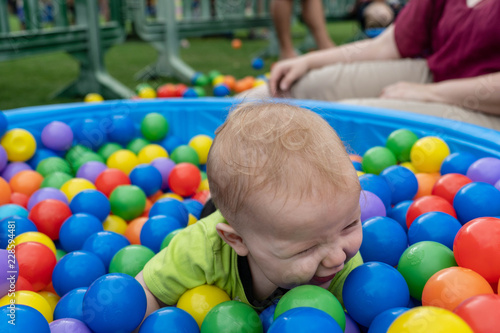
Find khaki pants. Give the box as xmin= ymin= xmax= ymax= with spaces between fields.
xmin=240 ymin=59 xmax=500 ymax=131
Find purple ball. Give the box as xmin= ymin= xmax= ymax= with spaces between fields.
xmin=360 ymin=190 xmax=386 ymax=222
xmin=76 ymin=161 xmax=108 ymax=183
xmin=0 ymin=249 xmax=19 ymax=298
xmin=0 ymin=146 xmax=7 ymax=173
xmin=27 ymin=188 xmax=69 ymax=211
xmin=41 ymin=121 xmax=74 ymax=151
xmin=49 ymin=318 xmax=93 ymax=333
xmin=151 ymin=157 xmax=176 ymax=190
xmin=345 ymin=312 xmax=361 ymax=333
xmin=466 ymin=157 xmax=500 ymax=185
xmin=0 ymin=162 xmax=32 ymax=181
xmin=496 ymin=178 xmax=500 ymax=192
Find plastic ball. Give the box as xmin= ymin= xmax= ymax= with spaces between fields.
xmin=140 ymin=215 xmax=185 ymax=253
xmin=413 ymin=172 xmax=439 ymax=199
xmin=27 ymin=188 xmax=68 ymax=211
xmin=359 ymin=174 xmax=392 ymax=209
xmin=440 ymin=152 xmax=477 ymax=175
xmin=177 ymin=285 xmax=231 ymax=328
xmin=138 ymin=144 xmax=168 ymax=165
xmin=52 ymin=251 xmax=106 ymax=297
xmin=386 ymin=129 xmax=418 ymax=162
xmin=157 ymin=83 xmax=177 ymax=98
xmin=368 ymin=307 xmax=409 ymax=333
xmin=0 ymin=203 xmax=28 ymax=220
xmin=231 ymin=38 xmax=242 ymax=49
xmin=362 ymin=146 xmax=397 ymax=175
xmin=274 ymin=285 xmax=345 ymax=330
xmin=453 ymin=294 xmax=500 ymax=333
xmin=343 ymin=262 xmax=410 ymax=327
xmin=183 ymin=199 xmax=204 ymax=219
xmin=431 ymin=173 xmax=472 ymax=204
xmin=454 ymin=217 xmax=500 ymax=283
xmin=201 ymin=300 xmax=263 ymax=332
xmin=141 ymin=113 xmax=169 ymax=141
xmin=151 ymin=157 xmax=176 ymax=190
xmin=98 ymin=142 xmax=123 ymax=161
xmin=41 ymin=171 xmax=73 ymax=189
xmin=0 ymin=304 xmax=50 ymax=332
xmin=41 ymin=121 xmax=73 ymax=151
xmin=28 ymin=199 xmax=73 ymax=240
xmin=213 ymin=83 xmax=231 ymax=97
xmin=82 ymin=273 xmax=147 ymax=333
xmin=149 ymin=197 xmax=189 ymax=225
xmin=72 ymin=152 xmax=106 ymax=174
xmin=15 ymin=275 xmax=34 ymax=291
xmin=397 ymin=241 xmax=457 ymax=300
xmin=50 ymin=318 xmax=92 ymax=333
xmin=59 ymin=213 xmax=104 ymax=252
xmin=252 ymin=57 xmax=264 ymax=70
xmin=130 ymin=164 xmax=163 ymax=197
xmin=387 ymin=200 xmax=412 ymax=232
xmin=174 ymin=83 xmax=188 ymax=97
xmin=9 ymin=231 xmax=56 ymax=254
xmin=410 ymin=136 xmax=450 ymax=173
xmin=406 ymin=195 xmax=456 ymax=228
xmin=1 ymin=128 xmax=37 ymax=161
xmin=139 ymin=307 xmax=199 ymax=333
xmin=138 ymin=86 xmax=157 ymax=99
xmin=193 ymin=73 xmax=209 ymax=87
xmin=38 ymin=290 xmax=60 ymax=312
xmin=359 ymin=190 xmax=386 ymax=222
xmin=82 ymin=231 xmax=131 ymax=268
xmin=466 ymin=157 xmax=500 ymax=185
xmin=360 ymin=216 xmax=408 ymax=266
xmin=16 ymin=241 xmax=56 ymax=291
xmin=9 ymin=170 xmax=43 ymax=196
xmin=109 ymin=244 xmax=155 ymax=277
xmin=103 ymin=214 xmax=127 ymax=234
xmin=107 ymin=115 xmax=136 ymax=145
xmin=127 ymin=137 xmax=151 ymax=155
xmin=84 ymin=93 xmax=104 ymax=102
xmin=408 ymin=211 xmax=461 ymax=249
xmin=35 ymin=156 xmax=71 ymax=177
xmin=95 ymin=168 xmax=131 ymax=196
xmin=1 ymin=161 xmax=32 ymax=181
xmin=0 ymin=290 xmax=53 ymax=322
xmin=168 ymin=162 xmax=201 ymax=197
xmin=453 ymin=182 xmax=500 ymax=224
xmin=160 ymin=228 xmax=182 ymax=250
xmin=124 ymin=216 xmax=148 ymax=244
xmin=60 ymin=178 xmax=96 ymax=201
xmin=69 ymin=189 xmax=110 ymax=221
xmin=71 ymin=118 xmax=107 ymax=150
xmin=109 ymin=185 xmax=147 ymax=220
xmin=53 ymin=287 xmax=87 ymax=321
xmin=0 ymin=249 xmax=19 ymax=297
xmin=379 ymin=165 xmax=418 ymax=204
xmin=269 ymin=307 xmax=343 ymax=332
xmin=75 ymin=161 xmax=107 ymax=183
xmin=0 ymin=216 xmax=37 ymax=249
xmin=0 ymin=177 xmax=10 ymax=205
xmin=107 ymin=149 xmax=139 ymax=175
xmin=159 ymin=135 xmax=184 ymax=154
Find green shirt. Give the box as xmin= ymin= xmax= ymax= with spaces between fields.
xmin=143 ymin=210 xmax=363 ymax=310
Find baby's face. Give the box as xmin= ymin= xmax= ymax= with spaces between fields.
xmin=238 ymin=184 xmax=362 ymax=295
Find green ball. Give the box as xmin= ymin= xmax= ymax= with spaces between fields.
xmin=208 ymin=70 xmax=222 ymax=82
xmin=65 ymin=144 xmax=92 ymax=164
xmin=171 ymin=145 xmax=199 ymax=166
xmin=200 ymin=171 xmax=207 ymax=181
xmin=160 ymin=229 xmax=182 ymax=251
xmin=273 ymin=285 xmax=346 ymax=330
xmin=135 ymin=82 xmax=152 ymax=94
xmin=72 ymin=151 xmax=104 ymax=173
xmin=362 ymin=146 xmax=397 ymax=175
xmin=386 ymin=129 xmax=419 ymax=162
xmin=397 ymin=241 xmax=457 ymax=300
xmin=109 ymin=185 xmax=147 ymax=221
xmin=140 ymin=113 xmax=169 ymax=141
xmin=40 ymin=172 xmax=73 ymax=189
xmin=200 ymin=301 xmax=262 ymax=333
xmin=194 ymin=74 xmax=209 ymax=87
xmin=126 ymin=138 xmax=150 ymax=155
xmin=109 ymin=245 xmax=155 ymax=277
xmin=98 ymin=142 xmax=123 ymax=160
xmin=36 ymin=157 xmax=72 ymax=177
xmin=56 ymin=249 xmax=67 ymax=262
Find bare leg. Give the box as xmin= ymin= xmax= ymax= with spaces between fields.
xmin=271 ymin=0 xmax=298 ymax=59
xmin=301 ymin=0 xmax=335 ymax=49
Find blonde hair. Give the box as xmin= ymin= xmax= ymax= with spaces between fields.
xmin=207 ymin=102 xmax=359 ymax=222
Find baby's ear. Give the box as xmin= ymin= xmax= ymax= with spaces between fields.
xmin=216 ymin=223 xmax=249 ymax=256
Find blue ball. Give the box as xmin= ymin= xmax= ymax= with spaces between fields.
xmin=159 ymin=135 xmax=184 ymax=155
xmin=352 ymin=161 xmax=363 ymax=171
xmin=268 ymin=307 xmax=343 ymax=332
xmin=138 ymin=307 xmax=199 ymax=333
xmin=251 ymin=57 xmax=264 ymax=70
xmin=407 ymin=212 xmax=462 ymax=250
xmin=0 ymin=304 xmax=50 ymax=333
xmin=359 ymin=174 xmax=392 ymax=209
xmin=130 ymin=164 xmax=163 ymax=197
xmin=342 ymin=262 xmax=410 ymax=327
xmin=0 ymin=204 xmax=28 ymax=220
xmin=182 ymin=88 xmax=198 ymax=98
xmin=0 ymin=216 xmax=37 ymax=248
xmin=70 ymin=189 xmax=111 ymax=222
xmin=367 ymin=307 xmax=409 ymax=333
xmin=140 ymin=215 xmax=185 ymax=253
xmin=360 ymin=217 xmax=408 ymax=267
xmin=213 ymin=84 xmax=231 ymax=97
xmin=453 ymin=182 xmax=500 ymax=224
xmin=52 ymin=251 xmax=106 ymax=297
xmin=108 ymin=114 xmax=136 ymax=145
xmin=259 ymin=302 xmax=277 ymax=333
xmin=82 ymin=273 xmax=147 ymax=333
xmin=54 ymin=287 xmax=87 ymax=321
xmin=440 ymin=152 xmax=477 ymax=175
xmin=82 ymin=231 xmax=130 ymax=268
xmin=387 ymin=200 xmax=412 ymax=233
xmin=182 ymin=199 xmax=204 ymax=219
xmin=380 ymin=165 xmax=418 ymax=205
xmin=27 ymin=148 xmax=60 ymax=168
xmin=149 ymin=198 xmax=189 ymax=225
xmin=59 ymin=213 xmax=104 ymax=253
xmin=72 ymin=118 xmax=108 ymax=150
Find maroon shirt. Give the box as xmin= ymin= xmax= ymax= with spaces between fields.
xmin=394 ymin=0 xmax=500 ymax=82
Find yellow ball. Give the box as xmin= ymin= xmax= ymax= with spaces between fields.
xmin=159 ymin=192 xmax=183 ymax=202
xmin=84 ymin=93 xmax=104 ymax=103
xmin=0 ymin=129 xmax=37 ymax=162
xmin=212 ymin=75 xmax=226 ymax=86
xmin=188 ymin=135 xmax=213 ymax=164
xmin=0 ymin=290 xmax=53 ymax=322
xmin=8 ymin=231 xmax=56 ymax=255
xmin=60 ymin=178 xmax=96 ymax=202
xmin=103 ymin=215 xmax=128 ymax=234
xmin=138 ymin=87 xmax=157 ymax=99
xmin=138 ymin=144 xmax=169 ymax=164
xmin=356 ymin=171 xmax=365 ymax=177
xmin=388 ymin=306 xmax=473 ymax=333
xmin=253 ymin=79 xmax=267 ymax=87
xmin=198 ymin=179 xmax=209 ymax=191
xmin=410 ymin=137 xmax=450 ymax=173
xmin=38 ymin=291 xmax=60 ymax=312
xmin=400 ymin=162 xmax=418 ymax=173
xmin=177 ymin=285 xmax=231 ymax=328
xmin=107 ymin=149 xmax=139 ymax=175
xmin=188 ymin=214 xmax=198 ymax=226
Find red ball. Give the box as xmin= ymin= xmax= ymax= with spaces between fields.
xmin=28 ymin=199 xmax=73 ymax=240
xmin=432 ymin=173 xmax=472 ymax=204
xmin=168 ymin=163 xmax=201 ymax=197
xmin=95 ymin=168 xmax=131 ymax=197
xmin=454 ymin=217 xmax=500 ymax=283
xmin=174 ymin=84 xmax=188 ymax=97
xmin=406 ymin=195 xmax=457 ymax=228
xmin=15 ymin=275 xmax=34 ymax=292
xmin=10 ymin=192 xmax=29 ymax=208
xmin=454 ymin=294 xmax=500 ymax=332
xmin=16 ymin=242 xmax=56 ymax=291
xmin=192 ymin=190 xmax=210 ymax=205
xmin=157 ymin=84 xmax=177 ymax=98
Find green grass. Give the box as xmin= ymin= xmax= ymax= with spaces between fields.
xmin=0 ymin=20 xmax=360 ymax=110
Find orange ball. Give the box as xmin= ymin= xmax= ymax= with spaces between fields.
xmin=414 ymin=173 xmax=439 ymax=199
xmin=231 ymin=38 xmax=242 ymax=49
xmin=223 ymin=76 xmax=236 ymax=91
xmin=349 ymin=154 xmax=363 ymax=163
xmin=9 ymin=170 xmax=44 ymax=196
xmin=233 ymin=80 xmax=248 ymax=93
xmin=422 ymin=266 xmax=494 ymax=311
xmin=148 ymin=190 xmax=163 ymax=203
xmin=125 ymin=217 xmax=148 ymax=245
xmin=0 ymin=177 xmax=11 ymax=205
xmin=10 ymin=192 xmax=29 ymax=208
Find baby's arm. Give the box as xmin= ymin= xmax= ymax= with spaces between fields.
xmin=134 ymin=270 xmax=165 ymax=332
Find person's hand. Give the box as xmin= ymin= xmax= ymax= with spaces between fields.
xmin=269 ymin=57 xmax=310 ymax=97
xmin=380 ymin=82 xmax=445 ymax=103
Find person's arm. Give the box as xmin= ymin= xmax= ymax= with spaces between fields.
xmin=380 ymin=72 xmax=500 ymax=115
xmin=269 ymin=24 xmax=401 ymax=95
xmin=133 ymin=271 xmax=165 ymax=332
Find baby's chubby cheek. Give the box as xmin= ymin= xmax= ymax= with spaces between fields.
xmin=279 ymin=259 xmax=318 ymax=287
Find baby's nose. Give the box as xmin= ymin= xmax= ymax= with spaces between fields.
xmin=320 ymin=245 xmax=346 ymax=269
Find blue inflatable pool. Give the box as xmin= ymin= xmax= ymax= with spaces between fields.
xmin=4 ymin=98 xmax=500 ymax=158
